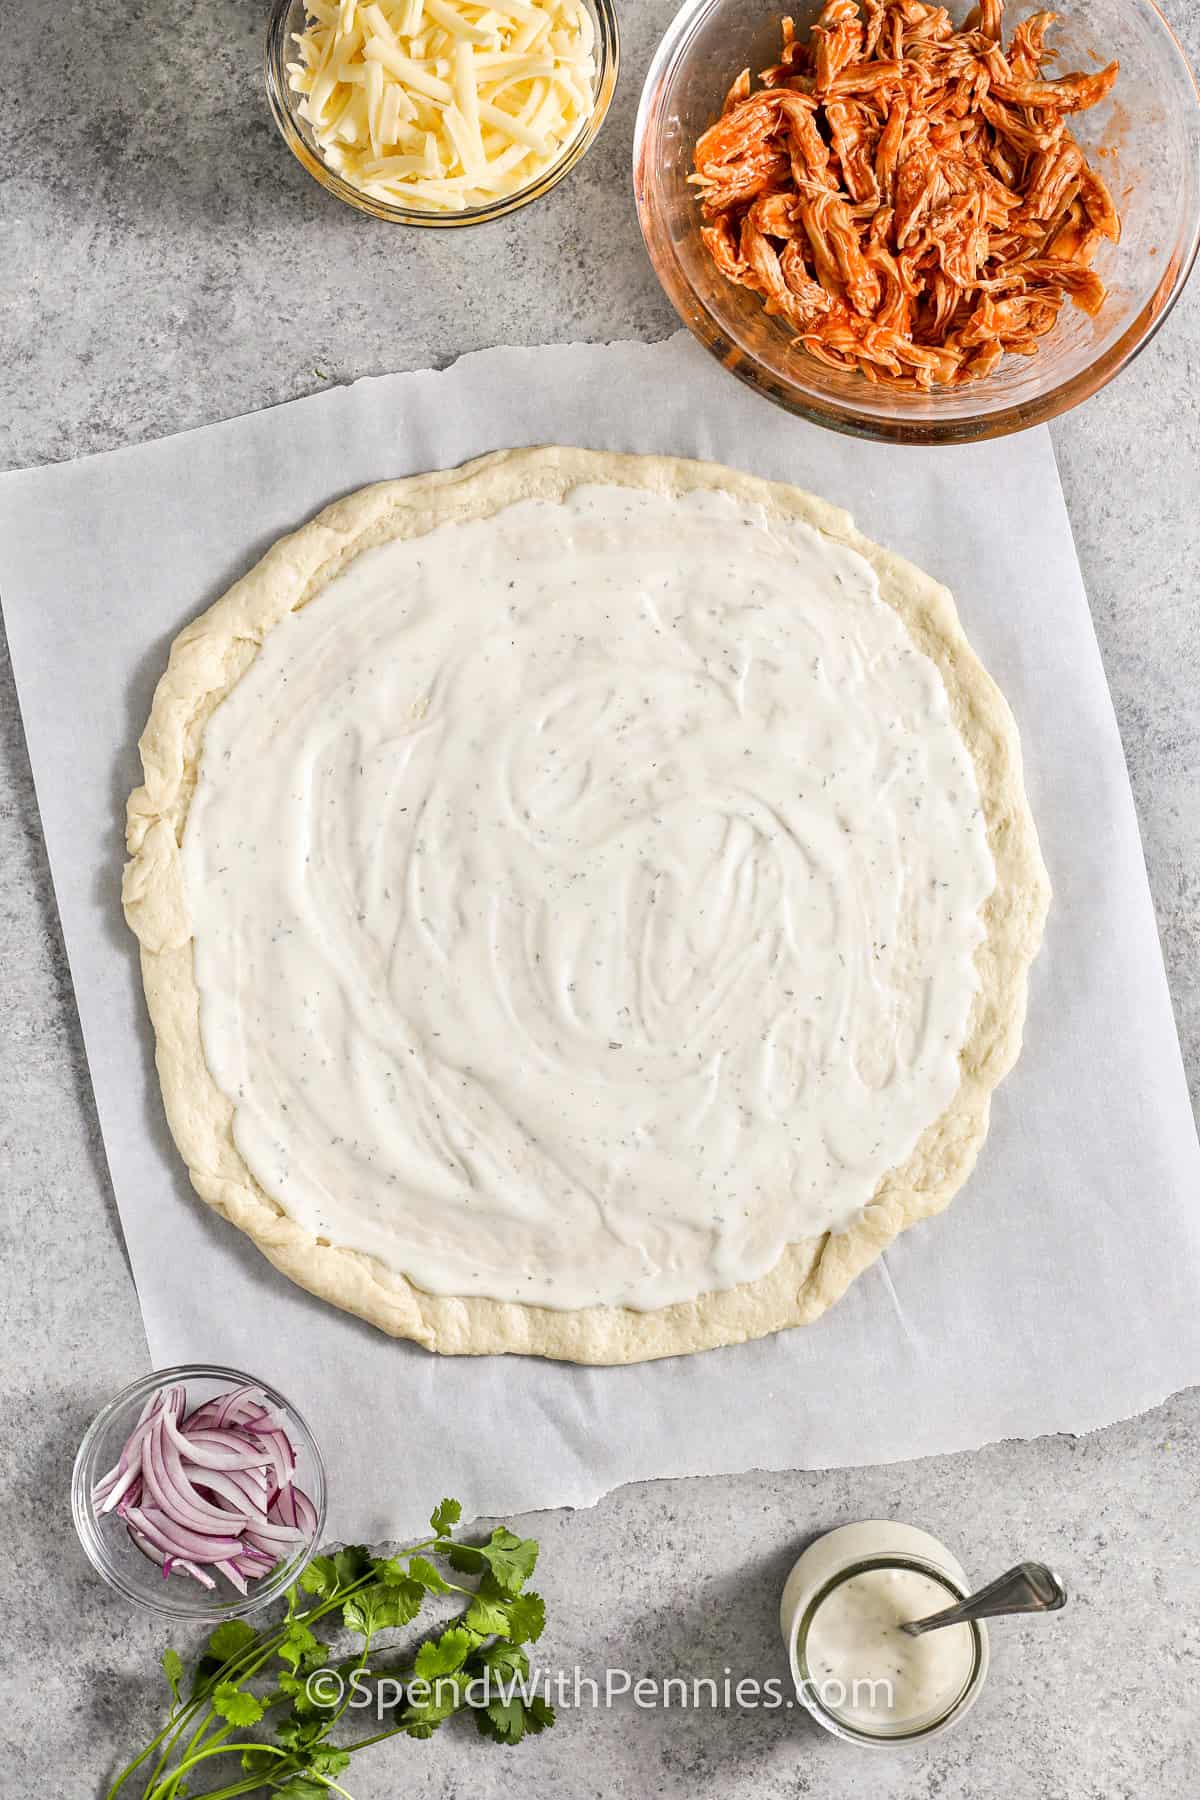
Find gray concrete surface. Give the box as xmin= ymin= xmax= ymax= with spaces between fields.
xmin=2 ymin=2 xmax=1198 ymax=1795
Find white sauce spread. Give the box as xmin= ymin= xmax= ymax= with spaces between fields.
xmin=182 ymin=484 xmax=995 ymax=1309
xmin=805 ymin=1565 xmax=977 ymax=1732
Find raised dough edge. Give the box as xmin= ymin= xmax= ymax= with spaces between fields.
xmin=123 ymin=446 xmax=1050 ymax=1363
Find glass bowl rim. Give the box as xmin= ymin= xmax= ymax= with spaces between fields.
xmin=265 ymin=0 xmax=620 ymax=228
xmin=71 ymin=1362 xmax=328 ymax=1621
xmin=789 ymin=1552 xmax=988 ymax=1746
xmin=633 ymin=0 xmax=1200 ymax=445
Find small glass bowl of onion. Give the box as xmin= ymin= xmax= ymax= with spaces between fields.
xmin=265 ymin=0 xmax=619 ymax=227
xmin=71 ymin=1365 xmax=327 ymax=1621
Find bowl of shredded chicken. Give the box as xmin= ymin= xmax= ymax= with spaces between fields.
xmin=635 ymin=0 xmax=1200 ymax=440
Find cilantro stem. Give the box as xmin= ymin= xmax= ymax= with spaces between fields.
xmin=328 ymin=1633 xmax=374 ymax=1732
xmin=149 ymin=1562 xmax=393 ymax=1788
xmin=145 ymin=1741 xmax=290 ymax=1800
xmin=152 ymin=1782 xmax=264 ymax=1800
xmin=109 ymin=1557 xmax=421 ymax=1799
xmin=106 ymin=1703 xmax=192 ymax=1798
xmin=175 ymin=1715 xmax=235 ymax=1776
xmin=336 ymin=1722 xmax=411 ymax=1754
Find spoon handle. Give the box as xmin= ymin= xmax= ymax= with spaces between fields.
xmin=901 ymin=1561 xmax=1068 ymax=1637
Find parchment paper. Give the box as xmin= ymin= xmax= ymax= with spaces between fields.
xmin=3 ymin=334 xmax=1199 ymax=1541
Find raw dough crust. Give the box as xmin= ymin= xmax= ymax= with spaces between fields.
xmin=123 ymin=447 xmax=1050 ymax=1363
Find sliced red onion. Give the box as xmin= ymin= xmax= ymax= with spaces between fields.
xmin=142 ymin=1417 xmax=246 ymax=1536
xmin=114 ymin=1480 xmax=144 ymax=1517
xmin=164 ymin=1411 xmax=259 ymax=1468
xmin=189 ymin=1387 xmax=264 ymax=1430
xmin=238 ymin=1505 xmax=305 ymax=1539
xmin=94 ymin=1460 xmax=141 ymax=1516
xmin=232 ymin=1402 xmax=270 ymax=1427
xmin=242 ymin=1512 xmax=307 ymax=1555
xmin=268 ymin=1486 xmax=299 ymax=1528
xmin=127 ymin=1523 xmax=165 ymax=1567
xmin=269 ymin=1486 xmax=318 ymax=1537
xmin=162 ymin=1424 xmax=259 ymax=1528
xmin=251 ymin=1425 xmax=296 ymax=1493
xmin=126 ymin=1505 xmax=245 ymax=1564
xmin=167 ymin=1424 xmax=276 ymax=1472
xmin=93 ymin=1382 xmax=317 ymax=1594
xmin=175 ymin=1559 xmax=215 ymax=1587
xmin=216 ymin=1559 xmax=249 ymax=1595
xmin=187 ymin=1465 xmax=264 ymax=1516
xmin=232 ymin=1544 xmax=275 ymax=1569
xmin=212 ymin=1389 xmax=255 ymax=1427
xmin=91 ymin=1390 xmax=170 ymax=1508
xmin=133 ymin=1388 xmax=166 ymax=1429
xmin=128 ymin=1525 xmax=218 ymax=1591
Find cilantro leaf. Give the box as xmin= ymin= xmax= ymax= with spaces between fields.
xmin=430 ymin=1497 xmax=462 ymax=1535
xmin=240 ymin=1746 xmax=281 ymax=1779
xmin=344 ymin=1577 xmax=424 ymax=1637
xmin=333 ymin=1545 xmax=373 ymax=1586
xmin=408 ymin=1554 xmax=452 ymax=1593
xmin=450 ymin=1529 xmax=539 ymax=1594
xmin=478 ymin=1696 xmax=527 ymax=1743
xmin=482 ymin=1529 xmax=539 ymax=1594
xmin=414 ymin=1626 xmax=477 ymax=1680
xmin=298 ymin=1554 xmax=337 ymax=1597
xmin=208 ymin=1619 xmax=259 ymax=1663
xmin=461 ymin=1571 xmax=545 ymax=1642
xmin=275 ymin=1716 xmax=327 ymax=1753
xmin=464 ymin=1589 xmax=511 ymax=1636
xmin=479 ymin=1642 xmax=529 ymax=1681
xmin=160 ymin=1648 xmax=183 ymax=1705
xmin=401 ymin=1670 xmax=469 ymax=1736
xmin=188 ymin=1654 xmax=225 ymax=1700
xmin=342 ymin=1593 xmax=377 ymax=1638
xmin=272 ymin=1780 xmax=328 ymax=1800
xmin=526 ymin=1695 xmax=556 ymax=1733
xmin=374 ymin=1555 xmax=413 ymax=1586
xmin=309 ymin=1745 xmax=352 ymax=1776
xmin=503 ymin=1591 xmax=546 ymax=1645
xmin=277 ymin=1670 xmax=335 ymax=1712
xmin=475 ymin=1692 xmax=555 ymax=1745
xmin=376 ymin=1579 xmax=426 ymax=1627
xmin=277 ymin=1622 xmax=320 ymax=1672
xmin=211 ymin=1683 xmax=265 ymax=1727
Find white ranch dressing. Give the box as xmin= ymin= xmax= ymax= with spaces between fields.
xmin=182 ymin=483 xmax=995 ymax=1310
xmin=805 ymin=1565 xmax=976 ymax=1732
xmin=780 ymin=1520 xmax=988 ymax=1745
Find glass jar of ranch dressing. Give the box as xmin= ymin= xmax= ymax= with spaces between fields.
xmin=780 ymin=1522 xmax=989 ymax=1745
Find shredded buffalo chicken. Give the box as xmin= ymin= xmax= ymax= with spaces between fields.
xmin=691 ymin=2 xmax=1120 ymax=388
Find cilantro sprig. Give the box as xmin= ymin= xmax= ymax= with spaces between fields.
xmin=107 ymin=1499 xmax=553 ymax=1799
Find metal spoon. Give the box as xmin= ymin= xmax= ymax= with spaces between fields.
xmin=901 ymin=1561 xmax=1068 ymax=1637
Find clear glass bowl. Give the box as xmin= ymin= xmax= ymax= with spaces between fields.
xmin=266 ymin=0 xmax=619 ymax=227
xmin=634 ymin=0 xmax=1200 ymax=443
xmin=72 ymin=1365 xmax=327 ymax=1622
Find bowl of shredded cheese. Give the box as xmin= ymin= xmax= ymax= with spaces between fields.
xmin=266 ymin=0 xmax=618 ymax=224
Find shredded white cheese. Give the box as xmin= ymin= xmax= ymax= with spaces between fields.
xmin=287 ymin=0 xmax=597 ymax=212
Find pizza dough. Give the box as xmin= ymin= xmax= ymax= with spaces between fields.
xmin=123 ymin=448 xmax=1050 ymax=1362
